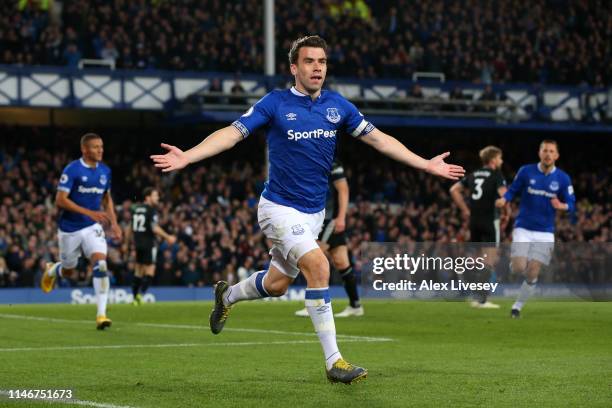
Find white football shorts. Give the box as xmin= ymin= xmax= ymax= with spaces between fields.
xmin=58 ymin=223 xmax=107 ymax=268
xmin=510 ymin=227 xmax=555 ymax=266
xmin=257 ymin=195 xmax=324 ymax=278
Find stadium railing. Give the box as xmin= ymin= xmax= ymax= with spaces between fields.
xmin=0 ymin=65 xmax=609 ymax=131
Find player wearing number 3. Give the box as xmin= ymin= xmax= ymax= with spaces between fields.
xmin=450 ymin=146 xmax=507 ymax=308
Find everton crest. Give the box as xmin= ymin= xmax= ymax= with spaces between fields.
xmin=549 ymin=181 xmax=559 ymax=191
xmin=326 ymin=107 xmax=341 ymax=124
xmin=291 ymin=224 xmax=305 ymax=235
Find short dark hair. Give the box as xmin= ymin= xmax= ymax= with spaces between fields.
xmin=540 ymin=139 xmax=559 ymax=151
xmin=80 ymin=132 xmax=101 ymax=146
xmin=288 ymin=35 xmax=328 ymax=65
xmin=143 ymin=187 xmax=156 ymax=199
xmin=479 ymin=145 xmax=502 ymax=165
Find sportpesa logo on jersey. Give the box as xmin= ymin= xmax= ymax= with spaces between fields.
xmin=77 ymin=185 xmax=105 ymax=194
xmin=287 ymin=128 xmax=337 ymax=141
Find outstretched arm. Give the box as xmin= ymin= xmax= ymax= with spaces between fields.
xmin=359 ymin=128 xmax=465 ymax=180
xmin=151 ymin=125 xmax=243 ymax=172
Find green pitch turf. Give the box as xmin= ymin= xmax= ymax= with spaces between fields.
xmin=0 ymin=300 xmax=610 ymax=408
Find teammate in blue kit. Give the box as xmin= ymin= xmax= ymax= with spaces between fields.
xmin=41 ymin=133 xmax=122 ymax=330
xmin=151 ymin=36 xmax=465 ymax=383
xmin=496 ymin=140 xmax=575 ymax=318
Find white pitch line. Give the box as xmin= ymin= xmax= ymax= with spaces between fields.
xmin=0 ymin=390 xmax=138 ymax=408
xmin=0 ymin=313 xmax=91 ymax=324
xmin=0 ymin=338 xmax=379 ymax=353
xmin=138 ymin=321 xmax=394 ymax=342
xmin=0 ymin=313 xmax=394 ymax=342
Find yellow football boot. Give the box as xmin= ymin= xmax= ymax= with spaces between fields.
xmin=96 ymin=316 xmax=112 ymax=330
xmin=41 ymin=262 xmax=59 ymax=293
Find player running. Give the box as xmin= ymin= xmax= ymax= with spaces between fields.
xmin=295 ymin=159 xmax=363 ymax=318
xmin=496 ymin=140 xmax=575 ymax=318
xmin=151 ymin=36 xmax=465 ymax=384
xmin=41 ymin=133 xmax=122 ymax=330
xmin=450 ymin=146 xmax=507 ymax=308
xmin=126 ymin=187 xmax=176 ymax=305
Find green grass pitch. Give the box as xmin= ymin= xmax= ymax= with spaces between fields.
xmin=0 ymin=300 xmax=610 ymax=407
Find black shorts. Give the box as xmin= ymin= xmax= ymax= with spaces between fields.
xmin=135 ymin=246 xmax=157 ymax=265
xmin=318 ymin=219 xmax=348 ymax=250
xmin=470 ymin=218 xmax=500 ymax=245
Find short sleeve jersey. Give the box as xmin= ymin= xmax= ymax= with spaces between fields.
xmin=232 ymin=87 xmax=374 ymax=213
xmin=57 ymin=158 xmax=111 ymax=232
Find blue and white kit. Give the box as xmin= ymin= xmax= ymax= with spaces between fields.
xmin=57 ymin=158 xmax=112 ymax=267
xmin=233 ymin=87 xmax=375 ymax=276
xmin=504 ymin=163 xmax=575 ymax=264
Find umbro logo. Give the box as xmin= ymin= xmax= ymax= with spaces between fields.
xmin=286 ymin=112 xmax=297 ymax=121
xmin=529 ymin=179 xmax=536 ymax=185
xmin=317 ymin=305 xmax=330 ymax=313
xmin=81 ymin=176 xmax=88 ymax=182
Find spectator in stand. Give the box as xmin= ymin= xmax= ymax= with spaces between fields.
xmin=1 ymin=0 xmax=610 ymax=86
xmin=448 ymin=86 xmax=467 ymax=112
xmin=230 ymin=79 xmax=246 ymax=105
xmin=62 ymin=44 xmax=81 ymax=68
xmin=0 ymin=127 xmax=609 ymax=287
xmin=478 ymin=85 xmax=497 ymax=113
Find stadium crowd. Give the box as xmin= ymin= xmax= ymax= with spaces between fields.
xmin=0 ymin=127 xmax=610 ymax=288
xmin=1 ymin=0 xmax=611 ymax=86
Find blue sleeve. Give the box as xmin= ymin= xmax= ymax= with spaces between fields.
xmin=503 ymin=166 xmax=527 ymax=201
xmin=57 ymin=165 xmax=75 ymax=193
xmin=559 ymin=173 xmax=576 ymax=213
xmin=341 ymin=98 xmax=375 ymax=137
xmin=231 ymin=92 xmax=276 ymax=138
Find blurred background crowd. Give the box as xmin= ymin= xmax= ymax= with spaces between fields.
xmin=0 ymin=126 xmax=609 ymax=288
xmin=1 ymin=0 xmax=610 ymax=86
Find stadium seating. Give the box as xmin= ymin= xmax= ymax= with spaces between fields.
xmin=0 ymin=127 xmax=609 ymax=288
xmin=1 ymin=0 xmax=610 ymax=86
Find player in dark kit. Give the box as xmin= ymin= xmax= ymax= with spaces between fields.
xmin=295 ymin=159 xmax=363 ymax=318
xmin=450 ymin=146 xmax=507 ymax=308
xmin=126 ymin=187 xmax=176 ymax=305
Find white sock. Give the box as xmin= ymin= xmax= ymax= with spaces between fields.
xmin=48 ymin=262 xmax=62 ymax=278
xmin=512 ymin=279 xmax=537 ymax=311
xmin=93 ymin=276 xmax=110 ymax=317
xmin=224 ymin=270 xmax=269 ymax=306
xmin=305 ymin=287 xmax=341 ymax=370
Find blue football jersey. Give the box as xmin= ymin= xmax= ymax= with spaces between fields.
xmin=57 ymin=158 xmax=112 ymax=232
xmin=232 ymin=87 xmax=374 ymax=213
xmin=504 ymin=163 xmax=575 ymax=233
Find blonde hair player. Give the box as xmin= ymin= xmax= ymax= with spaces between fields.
xmin=450 ymin=146 xmax=507 ymax=308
